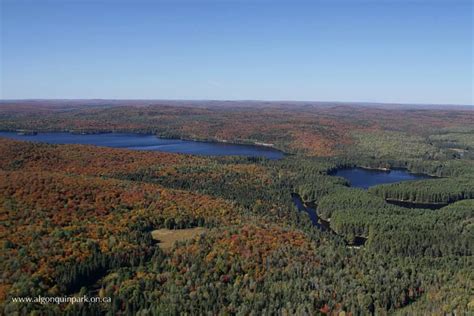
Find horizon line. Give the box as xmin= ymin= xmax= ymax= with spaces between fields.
xmin=0 ymin=98 xmax=473 ymax=107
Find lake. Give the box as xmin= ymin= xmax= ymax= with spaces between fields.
xmin=0 ymin=132 xmax=284 ymax=159
xmin=332 ymin=167 xmax=432 ymax=189
xmin=332 ymin=168 xmax=446 ymax=210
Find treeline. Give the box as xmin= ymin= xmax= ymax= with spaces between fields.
xmin=318 ymin=187 xmax=474 ymax=257
xmin=117 ymin=160 xmax=293 ymax=212
xmin=329 ymin=155 xmax=474 ymax=178
xmin=368 ymin=177 xmax=474 ymax=204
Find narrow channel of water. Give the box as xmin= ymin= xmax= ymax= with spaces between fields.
xmin=385 ymin=199 xmax=448 ymax=210
xmin=291 ymin=193 xmax=320 ymax=227
xmin=291 ymin=193 xmax=366 ymax=246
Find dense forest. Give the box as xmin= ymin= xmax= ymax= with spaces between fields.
xmin=0 ymin=102 xmax=473 ymax=315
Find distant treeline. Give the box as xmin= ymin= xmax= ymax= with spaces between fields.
xmin=368 ymin=177 xmax=474 ymax=204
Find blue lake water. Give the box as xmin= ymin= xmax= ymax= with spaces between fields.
xmin=333 ymin=167 xmax=432 ymax=189
xmin=0 ymin=132 xmax=284 ymax=159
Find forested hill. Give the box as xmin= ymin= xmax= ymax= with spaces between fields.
xmin=0 ymin=103 xmax=473 ymax=315
xmin=1 ymin=102 xmax=473 ymax=157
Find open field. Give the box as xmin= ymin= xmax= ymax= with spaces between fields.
xmin=151 ymin=227 xmax=208 ymax=250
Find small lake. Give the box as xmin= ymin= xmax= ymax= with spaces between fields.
xmin=0 ymin=132 xmax=284 ymax=159
xmin=332 ymin=167 xmax=432 ymax=189
xmin=331 ymin=168 xmax=446 ymax=210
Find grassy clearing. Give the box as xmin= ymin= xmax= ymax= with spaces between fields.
xmin=151 ymin=227 xmax=208 ymax=250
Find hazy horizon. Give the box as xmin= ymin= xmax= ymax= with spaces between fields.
xmin=1 ymin=98 xmax=472 ymax=109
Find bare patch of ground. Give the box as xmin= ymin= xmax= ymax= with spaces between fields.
xmin=151 ymin=227 xmax=208 ymax=250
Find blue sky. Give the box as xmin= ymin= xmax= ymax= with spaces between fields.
xmin=1 ymin=0 xmax=472 ymax=104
